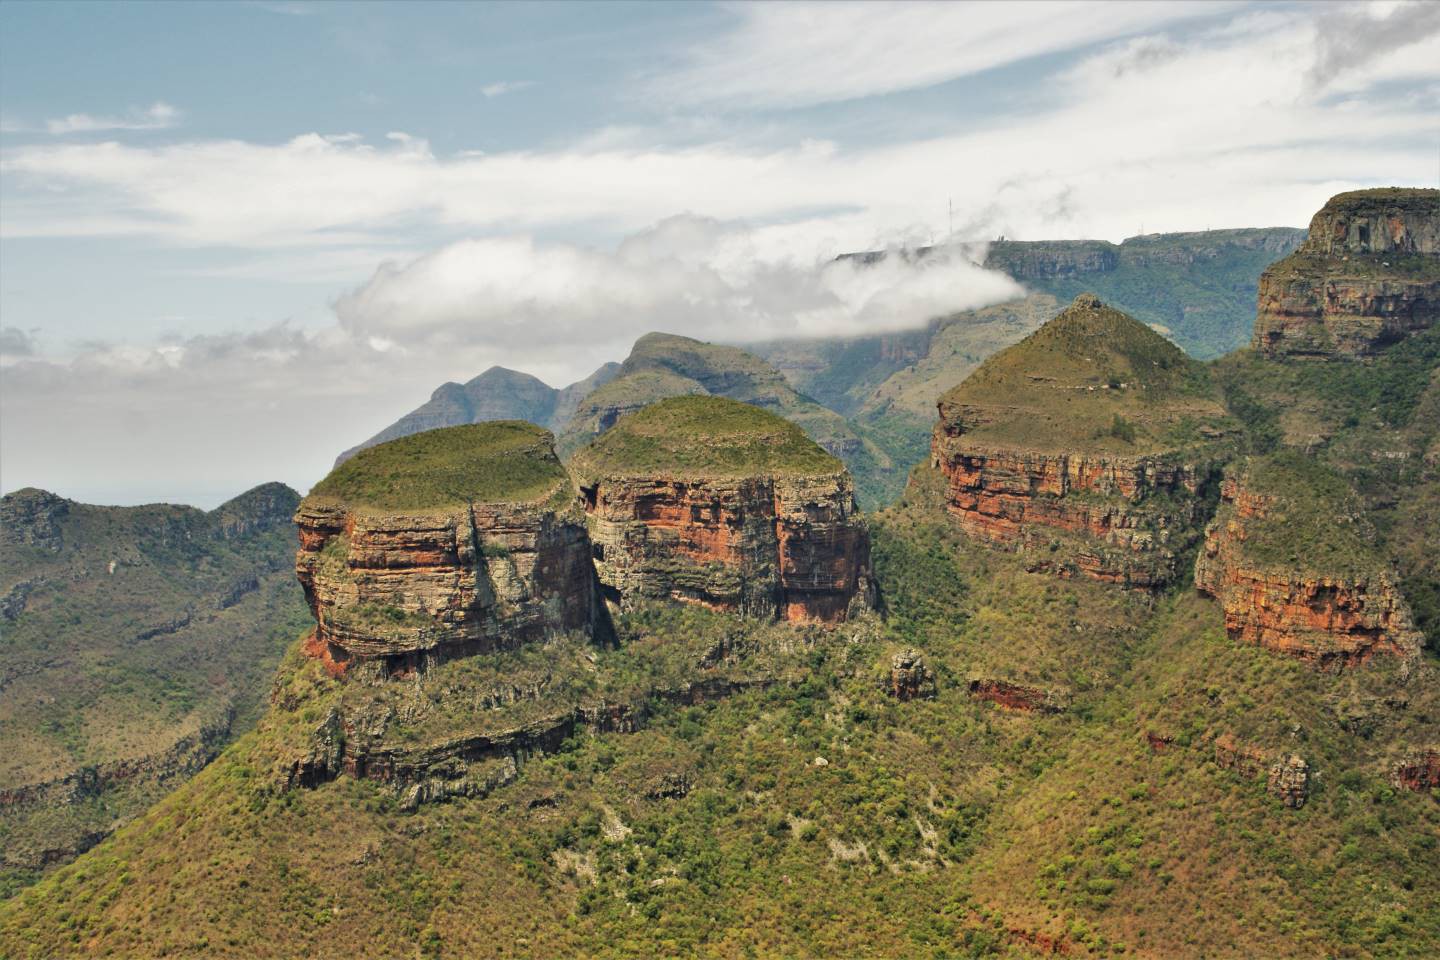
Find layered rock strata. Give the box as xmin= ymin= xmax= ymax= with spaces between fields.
xmin=1253 ymin=188 xmax=1440 ymax=359
xmin=571 ymin=397 xmax=873 ymax=624
xmin=1194 ymin=462 xmax=1423 ymax=668
xmin=930 ymin=294 xmax=1235 ymax=587
xmin=295 ymin=423 xmax=600 ymax=675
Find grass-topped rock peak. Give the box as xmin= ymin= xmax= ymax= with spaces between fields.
xmin=294 ymin=421 xmax=601 ymax=676
xmin=929 ymin=294 xmax=1237 ymax=589
xmin=569 ymin=395 xmax=844 ymax=483
xmin=572 ymin=396 xmax=873 ymax=624
xmin=307 ymin=420 xmax=572 ymax=515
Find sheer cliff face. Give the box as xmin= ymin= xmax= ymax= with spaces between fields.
xmin=1194 ymin=465 xmax=1423 ymax=668
xmin=294 ymin=501 xmax=597 ymax=675
xmin=928 ymin=295 xmax=1235 ymax=588
xmin=294 ymin=423 xmax=600 ymax=676
xmin=930 ymin=440 xmax=1221 ymax=588
xmin=580 ymin=472 xmax=872 ymax=624
xmin=570 ymin=396 xmax=874 ymax=624
xmin=1253 ymin=188 xmax=1440 ymax=359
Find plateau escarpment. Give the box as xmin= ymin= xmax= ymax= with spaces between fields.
xmin=295 ymin=422 xmax=601 ymax=676
xmin=930 ymin=294 xmax=1237 ymax=587
xmin=1253 ymin=188 xmax=1440 ymax=359
xmin=1194 ymin=453 xmax=1423 ymax=667
xmin=571 ymin=396 xmax=873 ymax=623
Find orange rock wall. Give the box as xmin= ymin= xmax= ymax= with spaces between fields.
xmin=581 ymin=473 xmax=871 ymax=624
xmin=1194 ymin=479 xmax=1422 ymax=668
xmin=931 ymin=425 xmax=1218 ymax=588
xmin=294 ymin=499 xmax=597 ymax=673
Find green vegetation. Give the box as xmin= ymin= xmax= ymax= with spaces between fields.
xmin=1229 ymin=452 xmax=1387 ymax=579
xmin=1211 ymin=325 xmax=1440 ymax=642
xmin=570 ymin=396 xmax=842 ymax=480
xmin=6 ymin=461 xmax=1439 ymax=958
xmin=309 ymin=421 xmax=569 ymax=512
xmin=940 ymin=295 xmax=1237 ymax=455
xmin=0 ymin=485 xmax=310 ymax=892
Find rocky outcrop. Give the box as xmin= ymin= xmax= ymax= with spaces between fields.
xmin=1253 ymin=188 xmax=1440 ymax=359
xmin=278 ymin=677 xmax=774 ymax=808
xmin=296 ymin=423 xmax=601 ymax=676
xmin=933 ymin=443 xmax=1220 ymax=587
xmin=984 ymin=240 xmax=1119 ymax=279
xmin=967 ymin=678 xmax=1063 ymax=713
xmin=1194 ymin=465 xmax=1423 ymax=668
xmin=929 ymin=295 xmax=1234 ymax=588
xmin=0 ymin=488 xmax=69 ymax=552
xmin=571 ymin=397 xmax=873 ymax=624
xmin=295 ymin=500 xmax=597 ymax=675
xmin=1268 ymin=755 xmax=1311 ymax=809
xmin=887 ymin=649 xmax=936 ymax=701
xmin=1390 ymin=749 xmax=1440 ymax=795
xmin=580 ymin=473 xmax=872 ymax=624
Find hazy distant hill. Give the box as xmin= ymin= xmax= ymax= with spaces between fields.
xmin=0 ymin=483 xmax=309 ymax=894
xmin=334 ymin=362 xmax=621 ymax=466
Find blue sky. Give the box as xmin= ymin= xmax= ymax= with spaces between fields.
xmin=2 ymin=0 xmax=1438 ymax=506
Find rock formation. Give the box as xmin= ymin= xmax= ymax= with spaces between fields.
xmin=1390 ymin=749 xmax=1440 ymax=795
xmin=887 ymin=650 xmax=936 ymax=701
xmin=1252 ymin=188 xmax=1440 ymax=359
xmin=570 ymin=396 xmax=873 ymax=624
xmin=930 ymin=294 xmax=1237 ymax=587
xmin=295 ymin=422 xmax=601 ymax=676
xmin=967 ymin=678 xmax=1063 ymax=713
xmin=1268 ymin=755 xmax=1311 ymax=809
xmin=1194 ymin=454 xmax=1423 ymax=668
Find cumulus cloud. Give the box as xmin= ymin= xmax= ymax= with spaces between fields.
xmin=335 ymin=214 xmax=1023 ymax=358
xmin=0 ymin=216 xmax=1021 ymax=504
xmin=44 ymin=101 xmax=180 ymax=135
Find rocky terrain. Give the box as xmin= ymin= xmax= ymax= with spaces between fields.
xmin=929 ymin=294 xmax=1237 ymax=587
xmin=1194 ymin=454 xmax=1423 ymax=667
xmin=4 ymin=191 xmax=1439 ymax=960
xmin=297 ymin=422 xmax=602 ymax=676
xmin=570 ymin=396 xmax=873 ymax=623
xmin=1252 ymin=188 xmax=1440 ymax=359
xmin=0 ymin=483 xmax=309 ymax=892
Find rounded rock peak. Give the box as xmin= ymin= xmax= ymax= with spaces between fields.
xmin=305 ymin=420 xmax=569 ymax=513
xmin=1070 ymin=292 xmax=1105 ymax=310
xmin=571 ymin=395 xmax=842 ymax=480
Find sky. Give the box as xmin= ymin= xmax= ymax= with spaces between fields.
xmin=1 ymin=0 xmax=1438 ymax=507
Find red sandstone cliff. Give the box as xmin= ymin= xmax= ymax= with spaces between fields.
xmin=295 ymin=500 xmax=598 ymax=675
xmin=928 ymin=295 xmax=1235 ymax=588
xmin=1194 ymin=466 xmax=1422 ymax=668
xmin=1253 ymin=188 xmax=1440 ymax=359
xmin=579 ymin=472 xmax=872 ymax=624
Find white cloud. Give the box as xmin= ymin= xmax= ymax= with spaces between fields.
xmin=481 ymin=80 xmax=534 ymax=98
xmin=44 ymin=101 xmax=180 ymax=135
xmin=335 ymin=214 xmax=1023 ymax=354
xmin=3 ymin=6 xmax=1436 ymax=258
xmin=0 ymin=215 xmax=1021 ymax=503
xmin=646 ymin=0 xmax=1232 ymax=109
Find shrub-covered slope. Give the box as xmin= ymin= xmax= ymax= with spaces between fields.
xmin=0 ymin=483 xmax=310 ymax=894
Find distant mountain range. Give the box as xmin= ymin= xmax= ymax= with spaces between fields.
xmin=335 ymin=227 xmax=1305 ymax=508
